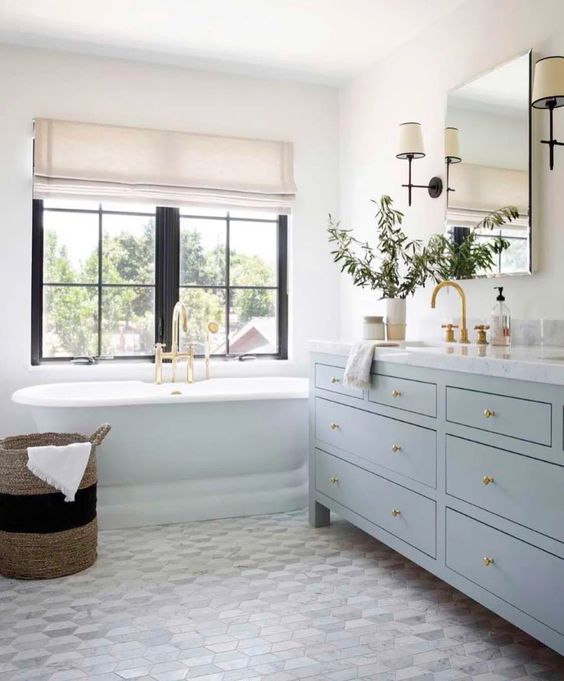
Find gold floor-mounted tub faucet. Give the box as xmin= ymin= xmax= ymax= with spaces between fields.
xmin=430 ymin=280 xmax=469 ymax=344
xmin=205 ymin=321 xmax=219 ymax=380
xmin=154 ymin=301 xmax=194 ymax=384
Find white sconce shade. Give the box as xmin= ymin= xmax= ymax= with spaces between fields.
xmin=532 ymin=56 xmax=564 ymax=108
xmin=445 ymin=127 xmax=461 ymax=162
xmin=395 ymin=121 xmax=441 ymax=206
xmin=397 ymin=122 xmax=425 ymax=159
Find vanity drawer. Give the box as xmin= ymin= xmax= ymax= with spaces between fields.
xmin=316 ymin=449 xmax=436 ymax=557
xmin=369 ymin=373 xmax=436 ymax=417
xmin=446 ymin=510 xmax=564 ymax=635
xmin=315 ymin=397 xmax=436 ymax=487
xmin=446 ymin=436 xmax=564 ymax=542
xmin=446 ymin=387 xmax=551 ymax=446
xmin=315 ymin=363 xmax=363 ymax=399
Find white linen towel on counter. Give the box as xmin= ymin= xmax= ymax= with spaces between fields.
xmin=343 ymin=341 xmax=377 ymax=389
xmin=27 ymin=442 xmax=91 ymax=502
xmin=343 ymin=340 xmax=400 ymax=389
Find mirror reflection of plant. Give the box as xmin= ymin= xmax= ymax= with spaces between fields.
xmin=427 ymin=206 xmax=519 ymax=280
xmin=328 ymin=195 xmax=436 ymax=299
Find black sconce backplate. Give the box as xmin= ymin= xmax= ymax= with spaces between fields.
xmin=428 ymin=177 xmax=443 ymax=199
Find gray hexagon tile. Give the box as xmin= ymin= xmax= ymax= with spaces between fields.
xmin=0 ymin=510 xmax=563 ymax=680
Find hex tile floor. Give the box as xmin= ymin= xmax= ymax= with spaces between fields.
xmin=1 ymin=510 xmax=563 ymax=681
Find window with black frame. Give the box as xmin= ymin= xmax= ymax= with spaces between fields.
xmin=31 ymin=200 xmax=288 ymax=364
xmin=473 ymin=226 xmax=529 ymax=275
xmin=447 ymin=223 xmax=529 ymax=276
xmin=179 ymin=209 xmax=285 ymax=357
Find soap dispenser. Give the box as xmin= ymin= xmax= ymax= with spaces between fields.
xmin=490 ymin=287 xmax=511 ymax=347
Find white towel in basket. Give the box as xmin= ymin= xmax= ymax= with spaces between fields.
xmin=27 ymin=442 xmax=91 ymax=502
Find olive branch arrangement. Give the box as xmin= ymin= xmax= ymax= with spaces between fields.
xmin=328 ymin=195 xmax=519 ymax=296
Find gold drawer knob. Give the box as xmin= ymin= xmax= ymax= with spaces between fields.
xmin=483 ymin=556 xmax=495 ymax=567
xmin=482 ymin=475 xmax=495 ymax=485
xmin=391 ymin=509 xmax=401 ymax=517
xmin=483 ymin=409 xmax=495 ymax=418
xmin=391 ymin=444 xmax=402 ymax=453
xmin=392 ymin=389 xmax=401 ymax=398
xmin=329 ymin=422 xmax=340 ymax=430
xmin=330 ymin=376 xmax=340 ymax=384
xmin=329 ymin=475 xmax=340 ymax=485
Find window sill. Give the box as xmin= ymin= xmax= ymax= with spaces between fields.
xmin=27 ymin=358 xmax=299 ymax=380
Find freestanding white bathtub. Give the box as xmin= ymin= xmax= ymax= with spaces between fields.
xmin=12 ymin=377 xmax=309 ymax=529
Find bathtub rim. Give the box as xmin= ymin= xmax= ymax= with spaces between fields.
xmin=12 ymin=376 xmax=309 ymax=408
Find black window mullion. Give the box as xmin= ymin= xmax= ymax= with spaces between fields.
xmin=225 ymin=212 xmax=231 ymax=354
xmin=31 ymin=199 xmax=44 ymax=366
xmin=278 ymin=215 xmax=289 ymax=359
xmin=155 ymin=207 xmax=180 ymax=352
xmin=97 ymin=204 xmax=103 ymax=357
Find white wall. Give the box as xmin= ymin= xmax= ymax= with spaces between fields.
xmin=0 ymin=44 xmax=339 ymax=434
xmin=338 ymin=0 xmax=564 ymax=341
xmin=447 ymin=105 xmax=528 ymax=170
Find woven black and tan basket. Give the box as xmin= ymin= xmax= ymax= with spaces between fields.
xmin=0 ymin=423 xmax=111 ymax=580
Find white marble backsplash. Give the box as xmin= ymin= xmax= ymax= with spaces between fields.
xmin=421 ymin=318 xmax=564 ymax=347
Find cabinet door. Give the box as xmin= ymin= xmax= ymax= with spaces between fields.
xmin=316 ymin=449 xmax=436 ymax=557
xmin=369 ymin=373 xmax=436 ymax=417
xmin=446 ymin=435 xmax=564 ymax=542
xmin=446 ymin=509 xmax=564 ymax=635
xmin=446 ymin=387 xmax=551 ymax=446
xmin=315 ymin=363 xmax=363 ymax=399
xmin=315 ymin=398 xmax=436 ymax=487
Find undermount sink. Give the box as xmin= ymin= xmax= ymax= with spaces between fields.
xmin=402 ymin=341 xmax=443 ymax=348
xmin=402 ymin=345 xmax=564 ymax=363
xmin=403 ymin=341 xmax=482 ymax=350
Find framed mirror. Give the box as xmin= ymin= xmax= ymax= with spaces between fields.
xmin=444 ymin=50 xmax=532 ymax=279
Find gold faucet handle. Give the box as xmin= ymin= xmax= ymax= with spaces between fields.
xmin=154 ymin=343 xmax=166 ymax=385
xmin=185 ymin=342 xmax=195 ymax=384
xmin=441 ymin=323 xmax=458 ymax=343
xmin=474 ymin=324 xmax=490 ymax=346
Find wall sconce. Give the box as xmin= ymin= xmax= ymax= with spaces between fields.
xmin=532 ymin=56 xmax=564 ymax=170
xmin=445 ymin=127 xmax=461 ymax=197
xmin=396 ymin=122 xmax=443 ymax=206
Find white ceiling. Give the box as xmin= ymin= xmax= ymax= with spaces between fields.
xmin=0 ymin=0 xmax=466 ymax=84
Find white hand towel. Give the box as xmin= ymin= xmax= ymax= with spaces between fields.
xmin=343 ymin=341 xmax=376 ymax=390
xmin=27 ymin=442 xmax=91 ymax=502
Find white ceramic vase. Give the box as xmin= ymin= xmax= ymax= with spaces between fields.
xmin=383 ymin=298 xmax=406 ymax=341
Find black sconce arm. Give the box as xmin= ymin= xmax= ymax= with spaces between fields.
xmin=541 ymin=100 xmax=564 ymax=170
xmin=446 ymin=158 xmax=456 ymax=194
xmin=401 ymin=155 xmax=443 ymax=206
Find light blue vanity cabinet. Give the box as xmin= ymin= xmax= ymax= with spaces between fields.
xmin=309 ymin=352 xmax=564 ymax=655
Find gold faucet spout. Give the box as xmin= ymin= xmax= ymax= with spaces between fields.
xmin=430 ymin=280 xmax=469 ymax=344
xmin=171 ymin=301 xmax=188 ymax=354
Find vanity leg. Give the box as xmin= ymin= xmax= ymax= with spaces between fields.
xmin=309 ymin=500 xmax=330 ymax=527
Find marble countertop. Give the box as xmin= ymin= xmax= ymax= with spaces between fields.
xmin=309 ymin=339 xmax=564 ymax=385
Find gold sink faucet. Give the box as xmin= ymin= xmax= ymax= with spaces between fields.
xmin=154 ymin=301 xmax=194 ymax=384
xmin=430 ymin=280 xmax=469 ymax=344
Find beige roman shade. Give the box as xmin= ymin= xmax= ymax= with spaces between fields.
xmin=33 ymin=119 xmax=297 ymax=212
xmin=448 ymin=162 xmax=528 ymax=215
xmin=446 ymin=162 xmax=529 ymax=231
